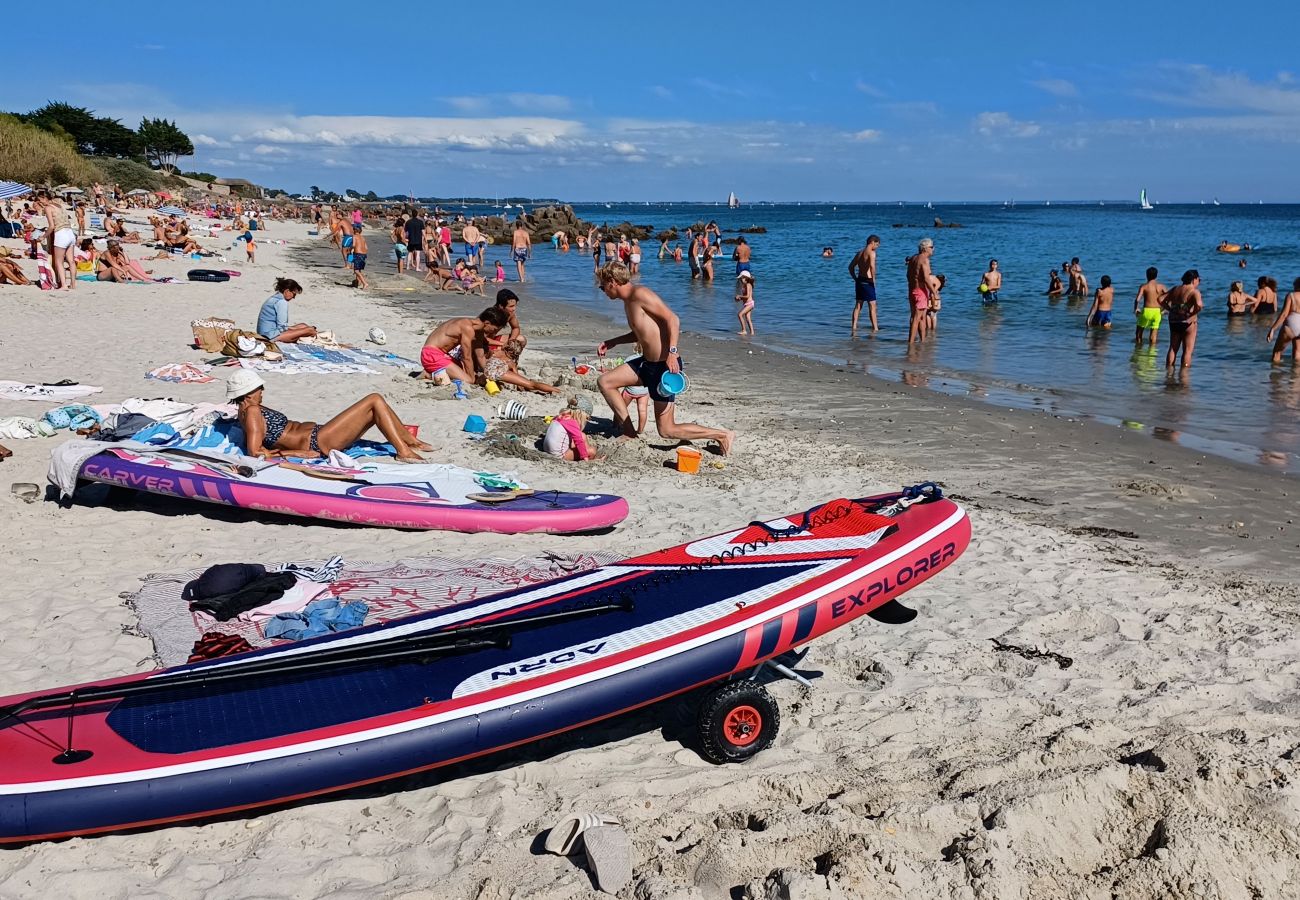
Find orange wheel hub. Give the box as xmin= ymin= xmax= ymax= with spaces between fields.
xmin=723 ymin=705 xmax=762 ymax=746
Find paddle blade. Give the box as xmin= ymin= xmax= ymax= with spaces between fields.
xmin=867 ymin=600 xmax=917 ymax=625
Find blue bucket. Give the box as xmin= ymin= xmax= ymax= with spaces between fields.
xmin=658 ymin=371 xmax=689 ymax=396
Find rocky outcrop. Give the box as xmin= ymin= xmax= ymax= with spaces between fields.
xmin=469 ymin=205 xmax=657 ymax=244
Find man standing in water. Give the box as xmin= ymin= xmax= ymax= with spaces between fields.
xmin=1134 ymin=266 xmax=1167 ymax=346
xmin=848 ymin=234 xmax=880 ymax=332
xmin=511 ymin=220 xmax=532 ymax=282
xmin=906 ymin=238 xmax=935 ymax=343
xmin=461 ymin=221 xmax=481 ymax=267
xmin=595 ymin=262 xmax=734 ymax=455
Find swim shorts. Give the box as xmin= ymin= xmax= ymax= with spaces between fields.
xmin=911 ymin=288 xmax=929 ymax=309
xmin=982 ymin=290 xmax=999 ymax=305
xmin=736 ymin=262 xmax=752 ymax=276
xmin=420 ymin=345 xmax=455 ymax=375
xmin=1136 ymin=308 xmax=1162 ymax=330
xmin=352 ymin=253 xmax=367 ymax=271
xmin=342 ymin=235 xmax=354 ymax=249
xmin=1093 ymin=310 xmax=1112 ymax=326
xmin=394 ymin=242 xmax=407 ymax=257
xmin=627 ymin=356 xmax=675 ymax=404
xmin=464 ymin=243 xmax=475 ymax=257
xmin=512 ymin=248 xmax=528 ymax=262
xmin=854 ymin=278 xmax=876 ymax=303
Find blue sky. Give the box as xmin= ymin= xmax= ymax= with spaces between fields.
xmin=10 ymin=0 xmax=1300 ymax=201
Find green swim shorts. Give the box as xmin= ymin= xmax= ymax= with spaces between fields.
xmin=1137 ymin=307 xmax=1162 ymax=330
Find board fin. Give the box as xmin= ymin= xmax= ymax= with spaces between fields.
xmin=867 ymin=600 xmax=917 ymax=625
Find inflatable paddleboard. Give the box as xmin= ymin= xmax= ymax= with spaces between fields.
xmin=0 ymin=486 xmax=968 ymax=843
xmin=76 ymin=448 xmax=628 ymax=534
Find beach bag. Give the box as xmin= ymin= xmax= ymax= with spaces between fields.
xmin=191 ymin=317 xmax=236 ymax=352
xmin=222 ymin=330 xmax=280 ymax=360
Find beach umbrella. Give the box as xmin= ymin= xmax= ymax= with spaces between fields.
xmin=0 ymin=181 xmax=31 ymax=200
xmin=126 ymin=188 xmax=151 ymax=196
xmin=157 ymin=205 xmax=186 ymax=217
xmin=57 ymin=186 xmax=85 ymax=195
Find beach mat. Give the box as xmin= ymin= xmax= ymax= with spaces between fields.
xmin=124 ymin=551 xmax=623 ymax=667
xmin=238 ymin=343 xmax=417 ymax=375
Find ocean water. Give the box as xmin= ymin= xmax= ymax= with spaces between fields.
xmin=464 ymin=201 xmax=1300 ymax=470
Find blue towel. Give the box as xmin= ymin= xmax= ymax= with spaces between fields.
xmin=43 ymin=404 xmax=102 ymax=431
xmin=264 ymin=598 xmax=368 ymax=641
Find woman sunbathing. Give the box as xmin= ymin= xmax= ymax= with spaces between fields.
xmin=0 ymin=248 xmax=30 ymax=285
xmin=227 ymin=370 xmax=433 ymax=463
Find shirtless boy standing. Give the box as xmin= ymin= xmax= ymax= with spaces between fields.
xmin=418 ymin=306 xmax=509 ymax=394
xmin=979 ymin=259 xmax=1002 ymax=304
xmin=848 ymin=234 xmax=879 ymax=332
xmin=511 ymin=221 xmax=532 ymax=283
xmin=1134 ymin=266 xmax=1167 ymax=346
xmin=462 ymin=222 xmax=481 ymax=266
xmin=1086 ymin=275 xmax=1114 ymax=328
xmin=594 ymin=262 xmax=734 ymax=455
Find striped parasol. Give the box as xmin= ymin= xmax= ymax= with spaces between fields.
xmin=156 ymin=205 xmax=186 ymax=217
xmin=0 ymin=181 xmax=32 ymax=200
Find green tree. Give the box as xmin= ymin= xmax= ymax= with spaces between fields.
xmin=310 ymin=185 xmax=321 ymax=199
xmin=86 ymin=116 xmax=141 ymax=158
xmin=137 ymin=117 xmax=195 ymax=173
xmin=364 ymin=190 xmax=378 ymax=202
xmin=24 ymin=102 xmax=141 ymax=158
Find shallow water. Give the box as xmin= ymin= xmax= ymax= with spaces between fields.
xmin=463 ymin=201 xmax=1300 ymax=471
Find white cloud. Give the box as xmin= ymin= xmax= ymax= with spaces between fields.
xmin=855 ymin=80 xmax=887 ymax=98
xmin=445 ymin=93 xmax=572 ymax=114
xmin=974 ymin=111 xmax=1041 ymax=138
xmin=253 ymin=144 xmax=290 ymax=156
xmin=851 ymin=129 xmax=882 ymax=142
xmin=649 ymin=85 xmax=673 ymax=100
xmin=216 ymin=114 xmax=585 ymax=151
xmin=610 ymin=141 xmax=640 ymax=155
xmin=191 ymin=133 xmax=224 ymax=147
xmin=1031 ymin=78 xmax=1078 ymax=98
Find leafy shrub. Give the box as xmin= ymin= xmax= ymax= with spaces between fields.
xmin=0 ymin=114 xmax=104 ymax=186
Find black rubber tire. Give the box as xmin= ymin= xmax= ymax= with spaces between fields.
xmin=187 ymin=269 xmax=230 ymax=282
xmin=696 ymin=680 xmax=780 ymax=764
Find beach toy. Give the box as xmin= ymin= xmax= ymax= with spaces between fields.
xmin=658 ymin=371 xmax=689 ymax=396
xmin=497 ymin=400 xmax=528 ymax=420
xmin=463 ymin=415 xmax=487 ymax=434
xmin=367 ymin=327 xmax=387 ymax=346
xmin=574 ymin=365 xmax=592 ymax=376
xmin=452 ymin=379 xmax=469 ymax=401
xmin=485 ymin=380 xmax=501 ymax=395
xmin=978 ymin=284 xmax=989 ymax=294
xmin=404 ymin=424 xmax=420 ymax=439
xmin=675 ymin=447 xmax=702 ymax=474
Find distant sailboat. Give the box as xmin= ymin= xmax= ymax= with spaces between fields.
xmin=1140 ymin=188 xmax=1153 ymax=210
xmin=727 ymin=191 xmax=740 ymax=208
xmin=1213 ymin=197 xmax=1221 ymax=206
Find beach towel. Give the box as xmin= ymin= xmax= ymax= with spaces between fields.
xmin=147 ymin=363 xmax=214 ymax=384
xmin=126 ymin=551 xmax=624 ymax=666
xmin=0 ymin=381 xmax=103 ymax=403
xmin=238 ymin=343 xmax=418 ymax=375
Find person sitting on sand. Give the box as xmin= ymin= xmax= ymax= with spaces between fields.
xmin=491 ymin=288 xmax=528 ymax=352
xmin=74 ymin=238 xmax=96 ymax=278
xmin=1227 ymin=281 xmax=1257 ymax=316
xmin=95 ymin=241 xmax=144 ymax=283
xmin=595 ymin=261 xmax=735 ymax=455
xmin=541 ymin=396 xmax=601 ymax=462
xmin=104 ymin=214 xmax=141 ymax=243
xmin=0 ymin=247 xmax=30 ymax=285
xmin=228 ymin=370 xmax=432 ymax=463
xmin=475 ymin=337 xmax=559 ymax=395
xmin=1086 ymin=275 xmax=1115 ymax=328
xmin=256 ymin=277 xmax=317 ymax=343
xmin=454 ymin=259 xmax=486 ymax=296
xmin=418 ymin=307 xmax=510 ymax=390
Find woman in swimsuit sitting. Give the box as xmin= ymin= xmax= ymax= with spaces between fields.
xmin=227 ymin=370 xmax=433 ymax=463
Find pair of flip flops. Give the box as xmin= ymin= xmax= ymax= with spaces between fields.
xmin=543 ymin=812 xmax=631 ymax=893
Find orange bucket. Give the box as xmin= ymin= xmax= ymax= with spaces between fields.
xmin=676 ymin=447 xmax=702 ymax=474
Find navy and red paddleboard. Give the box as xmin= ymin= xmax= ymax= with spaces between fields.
xmin=0 ymin=487 xmax=969 ymax=843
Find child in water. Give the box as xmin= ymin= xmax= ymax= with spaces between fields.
xmin=1086 ymin=275 xmax=1114 ymax=328
xmin=494 ymin=260 xmax=506 ymax=283
xmin=735 ymin=270 xmax=755 ymax=335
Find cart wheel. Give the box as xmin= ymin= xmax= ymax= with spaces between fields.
xmin=697 ymin=680 xmax=780 ymax=764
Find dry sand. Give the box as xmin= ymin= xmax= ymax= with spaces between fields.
xmin=0 ymin=222 xmax=1298 ymax=899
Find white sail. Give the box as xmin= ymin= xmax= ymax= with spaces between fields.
xmin=727 ymin=191 xmax=740 ymax=208
xmin=1140 ymin=189 xmax=1153 ymax=210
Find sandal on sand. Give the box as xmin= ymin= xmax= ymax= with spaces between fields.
xmin=543 ymin=812 xmax=620 ymax=856
xmin=582 ymin=825 xmax=632 ymax=893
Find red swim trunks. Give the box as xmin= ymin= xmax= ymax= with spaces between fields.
xmin=911 ymin=288 xmax=929 ymax=309
xmin=421 ymin=345 xmax=455 ymax=374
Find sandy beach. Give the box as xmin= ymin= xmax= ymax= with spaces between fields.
xmin=1 ymin=223 xmax=1298 ymax=899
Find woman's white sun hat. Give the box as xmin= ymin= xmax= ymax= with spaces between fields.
xmin=226 ymin=369 xmax=265 ymax=400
